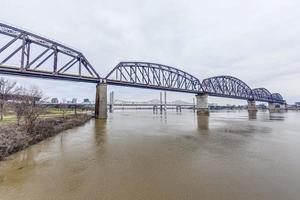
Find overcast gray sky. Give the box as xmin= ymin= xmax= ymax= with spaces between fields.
xmin=1 ymin=0 xmax=299 ymax=104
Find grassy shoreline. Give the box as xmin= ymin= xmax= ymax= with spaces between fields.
xmin=0 ymin=114 xmax=92 ymax=161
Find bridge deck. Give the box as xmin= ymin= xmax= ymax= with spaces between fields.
xmin=0 ymin=65 xmax=100 ymax=83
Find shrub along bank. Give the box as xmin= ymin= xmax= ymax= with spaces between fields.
xmin=0 ymin=114 xmax=92 ymax=160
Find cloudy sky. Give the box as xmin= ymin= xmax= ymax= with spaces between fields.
xmin=1 ymin=0 xmax=299 ymax=104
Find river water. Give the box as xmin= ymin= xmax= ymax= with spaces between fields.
xmin=0 ymin=110 xmax=300 ymax=200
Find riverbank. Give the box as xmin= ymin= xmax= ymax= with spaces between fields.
xmin=0 ymin=114 xmax=92 ymax=160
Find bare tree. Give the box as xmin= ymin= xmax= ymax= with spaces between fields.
xmin=12 ymin=86 xmax=26 ymax=125
xmin=16 ymin=86 xmax=44 ymax=134
xmin=0 ymin=78 xmax=19 ymax=120
xmin=60 ymin=98 xmax=68 ymax=118
xmin=14 ymin=101 xmax=25 ymax=125
xmin=23 ymin=105 xmax=42 ymax=134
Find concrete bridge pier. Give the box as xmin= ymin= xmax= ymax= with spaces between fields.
xmin=95 ymin=82 xmax=107 ymax=119
xmin=268 ymin=102 xmax=276 ymax=113
xmin=196 ymin=94 xmax=209 ymax=115
xmin=247 ymin=100 xmax=257 ymax=119
xmin=247 ymin=100 xmax=258 ymax=114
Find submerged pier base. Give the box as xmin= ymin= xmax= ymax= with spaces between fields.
xmin=269 ymin=102 xmax=287 ymax=113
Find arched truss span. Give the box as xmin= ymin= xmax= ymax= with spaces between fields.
xmin=202 ymin=76 xmax=253 ymax=100
xmin=252 ymin=88 xmax=273 ymax=102
xmin=251 ymin=88 xmax=284 ymax=103
xmin=0 ymin=23 xmax=100 ymax=82
xmin=271 ymin=93 xmax=284 ymax=103
xmin=105 ymin=62 xmax=202 ymax=93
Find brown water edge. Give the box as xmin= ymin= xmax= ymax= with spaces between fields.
xmin=0 ymin=110 xmax=300 ymax=200
xmin=0 ymin=114 xmax=92 ymax=160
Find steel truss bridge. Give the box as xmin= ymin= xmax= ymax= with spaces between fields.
xmin=0 ymin=23 xmax=285 ymax=104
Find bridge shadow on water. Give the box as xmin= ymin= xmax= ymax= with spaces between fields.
xmin=256 ymin=111 xmax=286 ymax=122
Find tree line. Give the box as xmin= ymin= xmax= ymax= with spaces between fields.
xmin=0 ymin=77 xmax=44 ymax=133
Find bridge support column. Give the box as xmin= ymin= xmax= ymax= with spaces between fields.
xmin=95 ymin=82 xmax=107 ymax=119
xmin=268 ymin=102 xmax=276 ymax=113
xmin=247 ymin=100 xmax=257 ymax=113
xmin=196 ymin=94 xmax=209 ymax=115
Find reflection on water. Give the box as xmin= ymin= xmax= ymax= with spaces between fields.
xmin=0 ymin=110 xmax=300 ymax=200
xmin=197 ymin=115 xmax=209 ymax=130
xmin=269 ymin=113 xmax=285 ymax=121
xmin=248 ymin=112 xmax=257 ymax=120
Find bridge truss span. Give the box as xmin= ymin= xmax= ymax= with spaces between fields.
xmin=0 ymin=23 xmax=100 ymax=83
xmin=252 ymin=88 xmax=273 ymax=102
xmin=201 ymin=76 xmax=253 ymax=100
xmin=105 ymin=62 xmax=203 ymax=93
xmin=271 ymin=93 xmax=285 ymax=104
xmin=271 ymin=93 xmax=283 ymax=100
xmin=251 ymin=88 xmax=285 ymax=103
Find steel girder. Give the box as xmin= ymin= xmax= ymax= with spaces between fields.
xmin=105 ymin=62 xmax=202 ymax=93
xmin=0 ymin=23 xmax=100 ymax=82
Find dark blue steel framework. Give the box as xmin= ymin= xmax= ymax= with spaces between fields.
xmin=252 ymin=88 xmax=284 ymax=103
xmin=106 ymin=64 xmax=285 ymax=104
xmin=0 ymin=23 xmax=285 ymax=104
xmin=271 ymin=93 xmax=284 ymax=102
xmin=252 ymin=88 xmax=273 ymax=102
xmin=201 ymin=76 xmax=253 ymax=100
xmin=105 ymin=62 xmax=202 ymax=93
xmin=0 ymin=23 xmax=100 ymax=83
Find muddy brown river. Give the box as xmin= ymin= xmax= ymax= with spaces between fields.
xmin=0 ymin=110 xmax=300 ymax=200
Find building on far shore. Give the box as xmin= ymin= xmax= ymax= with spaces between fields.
xmin=83 ymin=98 xmax=90 ymax=104
xmin=72 ymin=98 xmax=77 ymax=104
xmin=51 ymin=98 xmax=59 ymax=104
xmin=287 ymin=102 xmax=300 ymax=110
xmin=257 ymin=104 xmax=268 ymax=110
